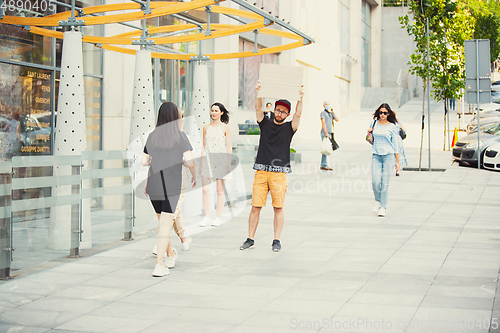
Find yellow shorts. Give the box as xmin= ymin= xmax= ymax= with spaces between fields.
xmin=251 ymin=170 xmax=288 ymax=208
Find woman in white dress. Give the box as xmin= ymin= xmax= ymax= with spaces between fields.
xmin=199 ymin=103 xmax=232 ymax=227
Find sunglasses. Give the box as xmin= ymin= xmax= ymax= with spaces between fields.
xmin=379 ymin=111 xmax=389 ymax=115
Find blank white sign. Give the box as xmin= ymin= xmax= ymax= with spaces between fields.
xmin=257 ymin=64 xmax=304 ymax=101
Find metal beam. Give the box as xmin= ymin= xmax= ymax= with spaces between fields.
xmin=49 ymin=0 xmax=141 ymax=30
xmin=59 ymin=0 xmax=84 ymax=27
xmin=205 ymin=5 xmax=211 ymax=36
xmin=253 ymin=29 xmax=258 ymax=53
xmin=229 ymin=0 xmax=315 ymax=45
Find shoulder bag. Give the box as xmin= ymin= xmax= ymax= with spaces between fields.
xmin=366 ymin=120 xmax=376 ymax=145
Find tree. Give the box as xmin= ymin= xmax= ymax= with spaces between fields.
xmin=468 ymin=0 xmax=500 ymax=63
xmin=400 ymin=0 xmax=475 ymax=155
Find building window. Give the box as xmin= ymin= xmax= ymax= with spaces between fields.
xmin=361 ymin=0 xmax=371 ymax=87
xmin=238 ymin=39 xmax=278 ymax=111
xmin=339 ymin=0 xmax=350 ymax=56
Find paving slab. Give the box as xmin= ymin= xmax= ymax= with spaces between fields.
xmin=1 ymin=99 xmax=500 ymax=332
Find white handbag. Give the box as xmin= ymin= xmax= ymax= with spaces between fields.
xmin=320 ymin=137 xmax=334 ymax=156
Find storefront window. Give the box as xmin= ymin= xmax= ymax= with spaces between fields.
xmin=0 ymin=25 xmax=53 ymax=67
xmin=0 ymin=62 xmax=53 ymax=158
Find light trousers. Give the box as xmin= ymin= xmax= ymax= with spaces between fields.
xmin=371 ymin=153 xmax=395 ymax=209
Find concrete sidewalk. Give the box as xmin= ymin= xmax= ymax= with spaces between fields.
xmin=1 ymin=99 xmax=500 ymax=333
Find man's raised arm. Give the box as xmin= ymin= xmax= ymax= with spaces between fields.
xmin=291 ymin=84 xmax=305 ymax=132
xmin=255 ymin=80 xmax=264 ymax=123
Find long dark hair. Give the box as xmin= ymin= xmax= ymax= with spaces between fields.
xmin=212 ymin=102 xmax=230 ymax=124
xmin=373 ymin=103 xmax=398 ymax=124
xmin=157 ymin=101 xmax=180 ymax=127
xmin=151 ymin=101 xmax=182 ymax=149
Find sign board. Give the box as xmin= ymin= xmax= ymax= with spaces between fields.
xmin=465 ymin=39 xmax=491 ymax=104
xmin=257 ymin=64 xmax=304 ymax=101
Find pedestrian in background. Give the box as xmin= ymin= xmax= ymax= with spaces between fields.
xmin=264 ymin=102 xmax=275 ymax=120
xmin=449 ymin=98 xmax=456 ymax=111
xmin=367 ymin=103 xmax=400 ymax=217
xmin=320 ymin=101 xmax=339 ymax=171
xmin=199 ymin=102 xmax=232 ymax=227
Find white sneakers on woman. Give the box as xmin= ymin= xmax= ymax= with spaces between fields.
xmin=211 ymin=217 xmax=222 ymax=227
xmin=152 ymin=263 xmax=169 ymax=277
xmin=151 ymin=246 xmax=178 ymax=276
xmin=165 ymin=248 xmax=178 ymax=268
xmin=373 ymin=201 xmax=380 ymax=213
xmin=182 ymin=236 xmax=192 ymax=251
xmin=378 ymin=207 xmax=386 ymax=217
xmin=199 ymin=216 xmax=211 ymax=227
xmin=199 ymin=216 xmax=223 ymax=227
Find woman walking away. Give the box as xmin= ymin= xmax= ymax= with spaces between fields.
xmin=199 ymin=102 xmax=232 ymax=227
xmin=367 ymin=103 xmax=400 ymax=217
xmin=142 ymin=101 xmax=196 ymax=277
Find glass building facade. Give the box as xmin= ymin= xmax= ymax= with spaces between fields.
xmin=0 ymin=1 xmax=210 ymax=273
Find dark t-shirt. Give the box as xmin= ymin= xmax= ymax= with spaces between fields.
xmin=143 ymin=129 xmax=192 ymax=202
xmin=253 ymin=116 xmax=295 ymax=173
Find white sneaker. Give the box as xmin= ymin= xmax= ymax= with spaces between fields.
xmin=182 ymin=236 xmax=192 ymax=251
xmin=373 ymin=201 xmax=380 ymax=213
xmin=165 ymin=248 xmax=178 ymax=268
xmin=211 ymin=217 xmax=223 ymax=227
xmin=199 ymin=216 xmax=211 ymax=227
xmin=152 ymin=244 xmax=166 ymax=257
xmin=152 ymin=263 xmax=169 ymax=277
xmin=378 ymin=207 xmax=386 ymax=217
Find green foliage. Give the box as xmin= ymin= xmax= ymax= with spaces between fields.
xmin=246 ymin=128 xmax=260 ymax=135
xmin=468 ymin=0 xmax=500 ymax=62
xmin=400 ymin=0 xmax=475 ymax=103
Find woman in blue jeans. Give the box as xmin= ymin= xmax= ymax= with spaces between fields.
xmin=367 ymin=103 xmax=400 ymax=217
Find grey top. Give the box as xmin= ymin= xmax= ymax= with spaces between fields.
xmin=320 ymin=109 xmax=335 ymax=134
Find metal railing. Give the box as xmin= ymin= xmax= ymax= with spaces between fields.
xmin=0 ymin=150 xmax=134 ymax=279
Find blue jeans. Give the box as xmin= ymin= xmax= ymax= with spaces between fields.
xmin=371 ymin=153 xmax=395 ymax=209
xmin=320 ymin=131 xmax=333 ymax=168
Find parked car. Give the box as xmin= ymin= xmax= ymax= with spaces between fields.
xmin=452 ymin=122 xmax=500 ymax=166
xmin=483 ymin=142 xmax=500 ymax=171
xmin=467 ymin=119 xmax=500 ymax=134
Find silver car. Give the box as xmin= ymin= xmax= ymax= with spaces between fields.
xmin=452 ymin=122 xmax=500 ymax=166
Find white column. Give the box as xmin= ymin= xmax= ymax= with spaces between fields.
xmin=127 ymin=50 xmax=157 ymax=226
xmin=189 ymin=62 xmax=210 ymax=143
xmin=49 ymin=30 xmax=92 ymax=250
xmin=129 ymin=50 xmax=156 ymax=145
xmin=184 ymin=62 xmax=210 ymax=218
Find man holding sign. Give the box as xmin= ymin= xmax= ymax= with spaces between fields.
xmin=240 ymin=80 xmax=304 ymax=252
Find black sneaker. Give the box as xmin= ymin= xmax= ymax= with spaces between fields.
xmin=272 ymin=239 xmax=281 ymax=252
xmin=240 ymin=238 xmax=255 ymax=250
